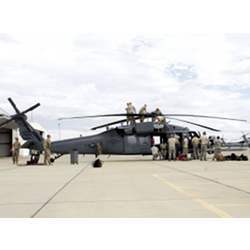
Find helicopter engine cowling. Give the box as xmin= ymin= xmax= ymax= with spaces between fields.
xmin=135 ymin=122 xmax=154 ymax=134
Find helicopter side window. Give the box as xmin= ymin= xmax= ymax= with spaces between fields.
xmin=138 ymin=137 xmax=150 ymax=145
xmin=127 ymin=135 xmax=137 ymax=144
xmin=88 ymin=143 xmax=95 ymax=148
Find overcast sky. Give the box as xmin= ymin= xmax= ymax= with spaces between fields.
xmin=0 ymin=32 xmax=250 ymax=140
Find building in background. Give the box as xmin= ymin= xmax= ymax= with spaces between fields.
xmin=0 ymin=107 xmax=17 ymax=157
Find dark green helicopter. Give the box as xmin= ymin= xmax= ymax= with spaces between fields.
xmin=0 ymin=98 xmax=247 ymax=165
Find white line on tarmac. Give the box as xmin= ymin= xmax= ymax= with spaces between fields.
xmin=152 ymin=174 xmax=232 ymax=218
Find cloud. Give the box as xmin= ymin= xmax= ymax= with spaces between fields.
xmin=0 ymin=33 xmax=250 ymax=140
xmin=0 ymin=33 xmax=19 ymax=44
xmin=165 ymin=63 xmax=198 ymax=81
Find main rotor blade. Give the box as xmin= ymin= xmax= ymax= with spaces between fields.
xmin=91 ymin=118 xmax=130 ymax=130
xmin=58 ymin=113 xmax=246 ymax=122
xmin=22 ymin=103 xmax=41 ymax=115
xmin=8 ymin=98 xmax=21 ymax=114
xmin=169 ymin=117 xmax=221 ymax=132
xmin=58 ymin=113 xmax=141 ymax=120
xmin=164 ymin=114 xmax=247 ymax=122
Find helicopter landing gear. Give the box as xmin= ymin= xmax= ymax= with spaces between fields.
xmin=27 ymin=152 xmax=40 ymax=165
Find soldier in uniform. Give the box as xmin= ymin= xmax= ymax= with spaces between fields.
xmin=43 ymin=134 xmax=52 ymax=165
xmin=213 ymin=136 xmax=222 ymax=161
xmin=95 ymin=142 xmax=102 ymax=158
xmin=160 ymin=142 xmax=167 ymax=160
xmin=154 ymin=108 xmax=166 ymax=126
xmin=183 ymin=136 xmax=189 ymax=157
xmin=151 ymin=145 xmax=159 ymax=160
xmin=12 ymin=137 xmax=21 ymax=165
xmin=192 ymin=135 xmax=200 ymax=159
xmin=125 ymin=102 xmax=136 ymax=125
xmin=152 ymin=108 xmax=162 ymax=122
xmin=168 ymin=134 xmax=178 ymax=161
xmin=200 ymin=132 xmax=209 ymax=161
xmin=155 ymin=108 xmax=162 ymax=116
xmin=139 ymin=104 xmax=147 ymax=123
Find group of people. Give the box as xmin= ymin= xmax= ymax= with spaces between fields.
xmin=151 ymin=134 xmax=183 ymax=161
xmin=11 ymin=134 xmax=52 ymax=166
xmin=151 ymin=132 xmax=222 ymax=161
xmin=126 ymin=102 xmax=164 ymax=124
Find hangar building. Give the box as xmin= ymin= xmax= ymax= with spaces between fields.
xmin=0 ymin=108 xmax=18 ymax=157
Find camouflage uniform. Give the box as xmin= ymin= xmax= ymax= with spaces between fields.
xmin=126 ymin=103 xmax=136 ymax=125
xmin=160 ymin=143 xmax=167 ymax=160
xmin=95 ymin=142 xmax=102 ymax=158
xmin=168 ymin=136 xmax=177 ymax=160
xmin=43 ymin=137 xmax=52 ymax=165
xmin=200 ymin=134 xmax=209 ymax=161
xmin=12 ymin=139 xmax=21 ymax=165
xmin=192 ymin=136 xmax=200 ymax=159
xmin=151 ymin=145 xmax=159 ymax=160
xmin=153 ymin=108 xmax=163 ymax=122
xmin=183 ymin=137 xmax=189 ymax=156
xmin=139 ymin=105 xmax=147 ymax=123
xmin=213 ymin=137 xmax=222 ymax=161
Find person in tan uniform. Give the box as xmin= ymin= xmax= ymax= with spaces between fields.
xmin=95 ymin=142 xmax=102 ymax=158
xmin=160 ymin=142 xmax=167 ymax=160
xmin=192 ymin=135 xmax=200 ymax=160
xmin=168 ymin=134 xmax=178 ymax=161
xmin=200 ymin=132 xmax=209 ymax=161
xmin=125 ymin=102 xmax=136 ymax=125
xmin=212 ymin=136 xmax=222 ymax=161
xmin=12 ymin=137 xmax=21 ymax=165
xmin=183 ymin=136 xmax=189 ymax=156
xmin=43 ymin=134 xmax=52 ymax=165
xmin=139 ymin=104 xmax=147 ymax=123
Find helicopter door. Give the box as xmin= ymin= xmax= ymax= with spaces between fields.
xmin=124 ymin=135 xmax=151 ymax=154
xmin=124 ymin=135 xmax=140 ymax=154
xmin=138 ymin=136 xmax=151 ymax=154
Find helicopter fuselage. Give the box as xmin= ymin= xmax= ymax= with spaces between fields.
xmin=50 ymin=121 xmax=195 ymax=155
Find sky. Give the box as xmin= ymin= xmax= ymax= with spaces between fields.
xmin=0 ymin=33 xmax=250 ymax=141
xmin=0 ymin=0 xmax=249 ymax=142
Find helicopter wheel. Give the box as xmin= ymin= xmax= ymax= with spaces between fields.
xmin=27 ymin=153 xmax=40 ymax=165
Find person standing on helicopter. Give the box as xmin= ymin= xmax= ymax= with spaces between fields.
xmin=139 ymin=104 xmax=147 ymax=123
xmin=126 ymin=102 xmax=136 ymax=125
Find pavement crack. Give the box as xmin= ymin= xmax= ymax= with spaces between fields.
xmin=30 ymin=163 xmax=90 ymax=218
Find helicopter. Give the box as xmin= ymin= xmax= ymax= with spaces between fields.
xmin=221 ymin=133 xmax=250 ymax=151
xmin=0 ymin=98 xmax=247 ymax=165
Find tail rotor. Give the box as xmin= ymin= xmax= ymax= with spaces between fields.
xmin=0 ymin=98 xmax=40 ymax=129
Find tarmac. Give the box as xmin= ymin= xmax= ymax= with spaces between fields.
xmin=0 ymin=151 xmax=250 ymax=218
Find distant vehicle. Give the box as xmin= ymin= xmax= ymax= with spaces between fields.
xmin=0 ymin=98 xmax=247 ymax=164
xmin=207 ymin=133 xmax=250 ymax=154
xmin=222 ymin=134 xmax=250 ymax=151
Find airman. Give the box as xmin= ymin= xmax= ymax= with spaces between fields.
xmin=12 ymin=137 xmax=21 ymax=165
xmin=43 ymin=134 xmax=52 ymax=165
